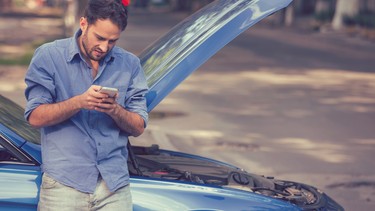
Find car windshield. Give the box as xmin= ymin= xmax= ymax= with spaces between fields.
xmin=0 ymin=95 xmax=40 ymax=145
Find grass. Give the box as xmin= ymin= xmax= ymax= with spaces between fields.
xmin=0 ymin=52 xmax=34 ymax=66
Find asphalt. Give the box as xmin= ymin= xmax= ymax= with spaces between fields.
xmin=1 ymin=8 xmax=375 ymax=211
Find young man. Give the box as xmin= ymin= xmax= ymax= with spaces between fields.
xmin=24 ymin=0 xmax=148 ymax=210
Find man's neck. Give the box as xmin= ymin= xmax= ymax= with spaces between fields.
xmin=77 ymin=35 xmax=99 ymax=78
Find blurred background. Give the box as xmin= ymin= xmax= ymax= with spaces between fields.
xmin=0 ymin=0 xmax=375 ymax=64
xmin=1 ymin=1 xmax=375 ymax=210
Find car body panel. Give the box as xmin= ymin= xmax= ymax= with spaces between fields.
xmin=130 ymin=178 xmax=300 ymax=210
xmin=141 ymin=0 xmax=292 ymax=111
xmin=20 ymin=142 xmax=41 ymax=164
xmin=0 ymin=164 xmax=40 ymax=210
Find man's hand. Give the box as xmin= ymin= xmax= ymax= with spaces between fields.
xmin=94 ymin=92 xmax=119 ymax=114
xmin=28 ymin=85 xmax=144 ymax=136
xmin=78 ymin=85 xmax=119 ymax=114
xmin=87 ymin=86 xmax=144 ymax=136
xmin=78 ymin=85 xmax=114 ymax=110
xmin=28 ymin=85 xmax=115 ymax=128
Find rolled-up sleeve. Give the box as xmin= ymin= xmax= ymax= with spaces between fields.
xmin=24 ymin=45 xmax=56 ymax=121
xmin=124 ymin=57 xmax=149 ymax=127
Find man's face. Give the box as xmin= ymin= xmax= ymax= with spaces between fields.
xmin=79 ymin=18 xmax=121 ymax=62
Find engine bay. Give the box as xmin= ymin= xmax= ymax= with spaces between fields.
xmin=128 ymin=145 xmax=329 ymax=210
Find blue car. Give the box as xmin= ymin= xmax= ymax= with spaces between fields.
xmin=0 ymin=0 xmax=344 ymax=210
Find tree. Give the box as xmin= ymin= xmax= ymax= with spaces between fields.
xmin=63 ymin=0 xmax=77 ymax=37
xmin=284 ymin=2 xmax=295 ymax=26
xmin=332 ymin=0 xmax=360 ymax=30
xmin=63 ymin=0 xmax=88 ymax=37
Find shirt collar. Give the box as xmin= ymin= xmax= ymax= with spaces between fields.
xmin=66 ymin=29 xmax=115 ymax=63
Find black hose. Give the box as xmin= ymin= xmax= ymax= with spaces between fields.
xmin=127 ymin=141 xmax=143 ymax=176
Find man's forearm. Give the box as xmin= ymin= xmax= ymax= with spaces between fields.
xmin=110 ymin=104 xmax=145 ymax=137
xmin=28 ymin=95 xmax=81 ymax=128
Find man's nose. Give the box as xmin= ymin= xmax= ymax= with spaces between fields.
xmin=98 ymin=41 xmax=109 ymax=52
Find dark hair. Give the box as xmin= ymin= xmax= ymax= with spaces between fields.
xmin=84 ymin=0 xmax=128 ymax=31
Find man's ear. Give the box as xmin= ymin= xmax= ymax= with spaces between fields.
xmin=80 ymin=17 xmax=88 ymax=32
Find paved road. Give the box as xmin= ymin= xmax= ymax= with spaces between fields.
xmin=1 ymin=9 xmax=375 ymax=211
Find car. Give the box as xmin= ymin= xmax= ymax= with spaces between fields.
xmin=0 ymin=0 xmax=344 ymax=210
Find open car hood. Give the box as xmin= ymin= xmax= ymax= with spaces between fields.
xmin=140 ymin=0 xmax=292 ymax=112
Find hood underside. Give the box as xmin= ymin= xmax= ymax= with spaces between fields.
xmin=139 ymin=0 xmax=293 ymax=112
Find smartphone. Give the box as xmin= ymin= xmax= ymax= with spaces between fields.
xmin=98 ymin=87 xmax=118 ymax=98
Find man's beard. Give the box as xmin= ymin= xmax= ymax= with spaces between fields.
xmin=82 ymin=33 xmax=107 ymax=61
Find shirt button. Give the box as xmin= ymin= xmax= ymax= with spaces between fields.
xmin=98 ymin=142 xmax=101 ymax=146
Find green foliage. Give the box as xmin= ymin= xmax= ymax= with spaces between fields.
xmin=0 ymin=52 xmax=34 ymax=66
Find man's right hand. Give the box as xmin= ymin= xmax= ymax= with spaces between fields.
xmin=28 ymin=85 xmax=108 ymax=128
xmin=78 ymin=85 xmax=105 ymax=110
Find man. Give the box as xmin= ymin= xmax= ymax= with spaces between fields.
xmin=24 ymin=0 xmax=148 ymax=210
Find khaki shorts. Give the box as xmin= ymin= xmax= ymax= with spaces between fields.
xmin=38 ymin=173 xmax=132 ymax=211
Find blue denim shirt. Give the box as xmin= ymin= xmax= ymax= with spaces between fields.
xmin=24 ymin=30 xmax=148 ymax=193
